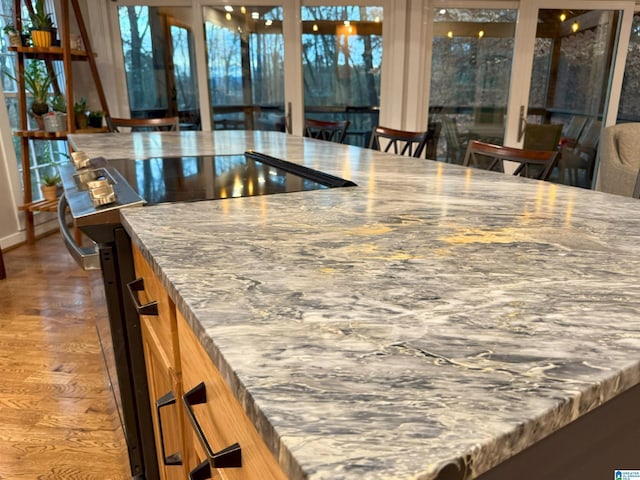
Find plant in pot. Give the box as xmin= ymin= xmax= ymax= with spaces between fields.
xmin=44 ymin=94 xmax=67 ymax=132
xmin=29 ymin=0 xmax=55 ymax=48
xmin=74 ymin=97 xmax=88 ymax=129
xmin=5 ymin=60 xmax=51 ymax=129
xmin=88 ymin=110 xmax=104 ymax=128
xmin=3 ymin=24 xmax=22 ymax=47
xmin=39 ymin=163 xmax=61 ymax=201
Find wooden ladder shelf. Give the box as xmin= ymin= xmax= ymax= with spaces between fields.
xmin=11 ymin=0 xmax=111 ymax=243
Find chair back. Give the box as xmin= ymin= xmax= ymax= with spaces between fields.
xmin=463 ymin=140 xmax=559 ymax=181
xmin=109 ymin=116 xmax=180 ymax=132
xmin=474 ymin=106 xmax=505 ymax=126
xmin=575 ymin=118 xmax=602 ymax=151
xmin=523 ymin=123 xmax=562 ymax=151
xmin=440 ymin=116 xmax=466 ymax=164
xmin=424 ymin=122 xmax=441 ymax=160
xmin=303 ymin=118 xmax=350 ymax=143
xmin=562 ymin=115 xmax=587 ymax=146
xmin=369 ymin=125 xmax=429 ymax=158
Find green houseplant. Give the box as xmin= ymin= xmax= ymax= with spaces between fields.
xmin=51 ymin=94 xmax=66 ymax=113
xmin=29 ymin=0 xmax=54 ymax=47
xmin=3 ymin=24 xmax=22 ymax=47
xmin=88 ymin=110 xmax=104 ymax=128
xmin=39 ymin=163 xmax=61 ymax=201
xmin=4 ymin=60 xmax=51 ymax=128
xmin=74 ymin=97 xmax=88 ymax=129
xmin=23 ymin=61 xmax=50 ymax=117
xmin=44 ymin=94 xmax=68 ymax=132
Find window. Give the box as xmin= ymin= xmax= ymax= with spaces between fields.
xmin=118 ymin=5 xmax=200 ymax=127
xmin=429 ymin=8 xmax=516 ymax=161
xmin=618 ymin=13 xmax=640 ymax=122
xmin=1 ymin=0 xmax=67 ymax=200
xmin=301 ymin=5 xmax=383 ymax=146
xmin=119 ymin=6 xmax=167 ymax=116
xmin=203 ymin=5 xmax=285 ymax=131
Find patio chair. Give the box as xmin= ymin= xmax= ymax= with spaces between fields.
xmin=423 ymin=122 xmax=441 ymax=160
xmin=523 ymin=123 xmax=563 ymax=151
xmin=560 ymin=115 xmax=588 ymax=148
xmin=558 ymin=118 xmax=602 ymax=187
xmin=440 ymin=116 xmax=467 ymax=164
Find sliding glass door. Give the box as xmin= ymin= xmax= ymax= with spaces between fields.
xmin=118 ymin=6 xmax=201 ymax=128
xmin=520 ymin=7 xmax=624 ymax=187
xmin=202 ymin=5 xmax=285 ymax=132
xmin=429 ymin=8 xmax=517 ymax=163
xmin=616 ymin=11 xmax=640 ymax=123
xmin=301 ymin=5 xmax=383 ymax=146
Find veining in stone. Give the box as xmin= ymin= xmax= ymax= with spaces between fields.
xmin=70 ymin=131 xmax=640 ymax=480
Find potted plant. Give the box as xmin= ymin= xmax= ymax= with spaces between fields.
xmin=39 ymin=164 xmax=61 ymax=201
xmin=5 ymin=60 xmax=51 ymax=129
xmin=29 ymin=0 xmax=54 ymax=48
xmin=3 ymin=24 xmax=22 ymax=47
xmin=88 ymin=110 xmax=104 ymax=128
xmin=44 ymin=94 xmax=67 ymax=132
xmin=74 ymin=97 xmax=88 ymax=129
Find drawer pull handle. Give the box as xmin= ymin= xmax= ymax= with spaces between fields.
xmin=189 ymin=460 xmax=210 ymax=480
xmin=183 ymin=382 xmax=242 ymax=470
xmin=126 ymin=278 xmax=159 ymax=316
xmin=156 ymin=391 xmax=183 ymax=466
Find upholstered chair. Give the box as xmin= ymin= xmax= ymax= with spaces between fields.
xmin=595 ymin=123 xmax=640 ymax=198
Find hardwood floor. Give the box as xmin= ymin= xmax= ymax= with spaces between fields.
xmin=0 ymin=233 xmax=132 ymax=479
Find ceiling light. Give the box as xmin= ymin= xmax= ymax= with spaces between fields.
xmin=251 ymin=11 xmax=259 ymax=20
xmin=225 ymin=12 xmax=232 ymax=21
xmin=265 ymin=19 xmax=273 ymax=26
xmin=312 ymin=24 xmax=318 ymax=32
xmin=572 ymin=21 xmax=579 ymax=32
xmin=440 ymin=9 xmax=447 ymax=15
xmin=224 ymin=5 xmax=233 ymax=12
xmin=559 ymin=13 xmax=566 ymax=22
xmin=447 ymin=31 xmax=453 ymax=38
xmin=240 ymin=6 xmax=246 ymax=14
xmin=478 ymin=30 xmax=484 ymax=38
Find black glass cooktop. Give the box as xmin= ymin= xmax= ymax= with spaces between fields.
xmin=107 ymin=151 xmax=356 ymax=205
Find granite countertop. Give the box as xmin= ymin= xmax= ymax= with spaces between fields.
xmin=71 ymin=131 xmax=640 ymax=479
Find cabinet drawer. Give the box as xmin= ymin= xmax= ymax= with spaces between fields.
xmin=177 ymin=311 xmax=287 ymax=480
xmin=142 ymin=319 xmax=186 ymax=480
xmin=132 ymin=243 xmax=180 ymax=371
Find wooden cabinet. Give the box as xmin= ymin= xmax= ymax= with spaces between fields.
xmin=177 ymin=310 xmax=288 ymax=480
xmin=132 ymin=244 xmax=287 ymax=480
xmin=132 ymin=246 xmax=187 ymax=480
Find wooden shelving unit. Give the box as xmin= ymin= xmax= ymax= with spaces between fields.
xmin=11 ymin=0 xmax=111 ymax=243
xmin=12 ymin=127 xmax=108 ymax=139
xmin=17 ymin=197 xmax=59 ymax=214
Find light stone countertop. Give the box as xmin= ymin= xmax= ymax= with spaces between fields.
xmin=71 ymin=131 xmax=640 ymax=479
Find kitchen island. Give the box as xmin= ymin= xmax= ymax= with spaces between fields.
xmin=69 ymin=131 xmax=640 ymax=479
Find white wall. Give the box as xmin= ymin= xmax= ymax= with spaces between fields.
xmin=0 ymin=85 xmax=22 ymax=249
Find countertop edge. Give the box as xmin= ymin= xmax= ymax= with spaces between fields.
xmin=124 ymin=222 xmax=308 ymax=480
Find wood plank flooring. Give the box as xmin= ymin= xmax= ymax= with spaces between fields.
xmin=0 ymin=233 xmax=132 ymax=480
